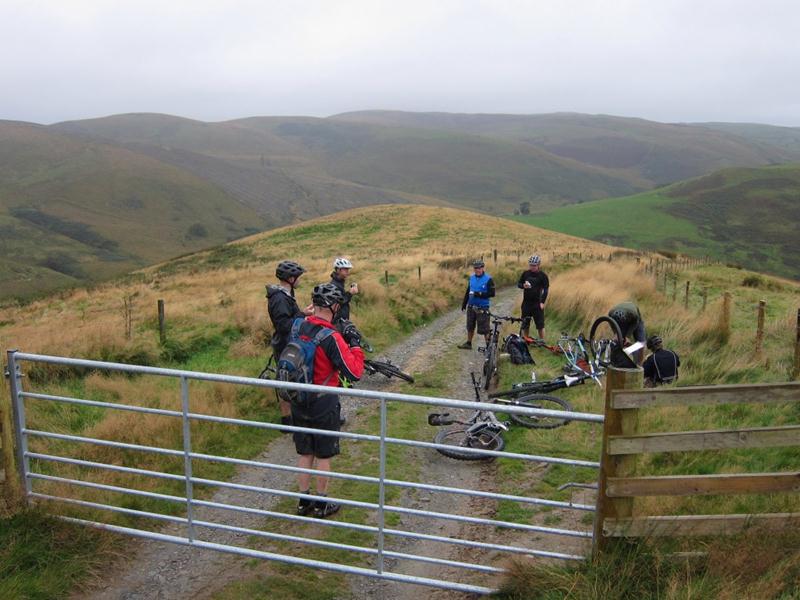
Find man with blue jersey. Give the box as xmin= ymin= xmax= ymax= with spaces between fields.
xmin=458 ymin=259 xmax=496 ymax=349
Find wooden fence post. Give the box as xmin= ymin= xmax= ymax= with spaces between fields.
xmin=720 ymin=292 xmax=732 ymax=339
xmin=684 ymin=281 xmax=690 ymax=309
xmin=671 ymin=276 xmax=678 ymax=302
xmin=384 ymin=270 xmax=389 ymax=285
xmin=1 ymin=355 xmax=23 ymax=511
xmin=662 ymin=271 xmax=668 ymax=292
xmin=593 ymin=365 xmax=643 ymax=557
xmin=493 ymin=248 xmax=498 ymax=263
xmin=793 ymin=309 xmax=800 ymax=380
xmin=157 ymin=299 xmax=166 ymax=345
xmin=755 ymin=300 xmax=766 ymax=356
xmin=417 ymin=266 xmax=422 ymax=280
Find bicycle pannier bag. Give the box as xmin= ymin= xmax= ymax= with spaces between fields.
xmin=277 ymin=319 xmax=335 ymax=413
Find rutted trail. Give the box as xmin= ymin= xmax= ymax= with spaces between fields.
xmin=79 ymin=292 xmax=515 ymax=600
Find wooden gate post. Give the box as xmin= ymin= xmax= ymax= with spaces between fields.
xmin=1 ymin=356 xmax=23 ymax=510
xmin=593 ymin=365 xmax=643 ymax=558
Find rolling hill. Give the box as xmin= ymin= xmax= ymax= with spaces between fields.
xmin=333 ymin=111 xmax=797 ymax=187
xmin=697 ymin=121 xmax=800 ymax=155
xmin=0 ymin=120 xmax=267 ymax=299
xmin=510 ymin=164 xmax=800 ymax=280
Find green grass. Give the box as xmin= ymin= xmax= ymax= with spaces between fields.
xmin=510 ymin=164 xmax=800 ymax=280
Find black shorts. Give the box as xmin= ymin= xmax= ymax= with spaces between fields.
xmin=292 ymin=403 xmax=341 ymax=459
xmin=521 ymin=302 xmax=545 ymax=330
xmin=466 ymin=306 xmax=490 ymax=335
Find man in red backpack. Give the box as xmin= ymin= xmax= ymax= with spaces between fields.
xmin=293 ymin=282 xmax=364 ymax=518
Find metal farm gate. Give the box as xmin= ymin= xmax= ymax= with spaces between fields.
xmin=5 ymin=350 xmax=604 ymax=595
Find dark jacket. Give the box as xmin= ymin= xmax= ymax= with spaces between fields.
xmin=266 ymin=284 xmax=305 ymax=356
xmin=643 ymin=349 xmax=680 ymax=385
xmin=517 ymin=270 xmax=549 ymax=304
xmin=329 ymin=273 xmax=353 ymax=324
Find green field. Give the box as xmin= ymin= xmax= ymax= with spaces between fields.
xmin=511 ymin=164 xmax=800 ymax=280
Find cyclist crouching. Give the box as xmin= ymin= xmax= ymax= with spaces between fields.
xmin=293 ymin=283 xmax=364 ymax=518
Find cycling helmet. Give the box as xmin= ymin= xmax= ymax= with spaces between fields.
xmin=608 ymin=306 xmax=636 ymax=330
xmin=312 ymin=283 xmax=346 ymax=307
xmin=275 ymin=260 xmax=305 ymax=281
xmin=528 ymin=255 xmax=541 ymax=266
xmin=472 ymin=259 xmax=485 ymax=268
xmin=333 ymin=257 xmax=353 ymax=269
xmin=646 ymin=335 xmax=663 ymax=351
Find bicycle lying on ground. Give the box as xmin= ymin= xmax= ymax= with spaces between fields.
xmin=363 ymin=358 xmax=415 ymax=383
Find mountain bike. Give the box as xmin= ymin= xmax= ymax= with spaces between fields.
xmin=478 ymin=310 xmax=525 ymax=391
xmin=363 ymin=358 xmax=415 ymax=383
xmin=428 ymin=373 xmax=507 ymax=460
xmin=588 ymin=315 xmax=633 ymax=368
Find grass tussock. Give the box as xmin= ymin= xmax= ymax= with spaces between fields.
xmin=494 ymin=528 xmax=800 ymax=599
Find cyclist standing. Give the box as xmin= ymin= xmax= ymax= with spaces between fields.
xmin=608 ymin=302 xmax=647 ymax=365
xmin=517 ymin=255 xmax=549 ymax=341
xmin=643 ymin=335 xmax=680 ymax=387
xmin=267 ymin=260 xmax=313 ymax=429
xmin=329 ymin=257 xmax=359 ymax=325
xmin=292 ymin=283 xmax=364 ymax=518
xmin=458 ymin=259 xmax=495 ymax=350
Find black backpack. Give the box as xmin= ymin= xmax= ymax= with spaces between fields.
xmin=277 ymin=319 xmax=336 ymax=414
xmin=504 ymin=334 xmax=535 ymax=365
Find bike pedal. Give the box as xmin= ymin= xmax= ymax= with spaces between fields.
xmin=477 ymin=347 xmax=486 ymax=353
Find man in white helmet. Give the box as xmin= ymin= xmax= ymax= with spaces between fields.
xmin=329 ymin=257 xmax=358 ymax=325
xmin=517 ymin=255 xmax=549 ymax=341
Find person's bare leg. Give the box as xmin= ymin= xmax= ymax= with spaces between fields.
xmin=315 ymin=457 xmax=332 ymax=494
xmin=538 ymin=328 xmax=545 ymax=339
xmin=297 ymin=455 xmax=314 ymax=492
xmin=279 ymin=400 xmax=292 ymax=418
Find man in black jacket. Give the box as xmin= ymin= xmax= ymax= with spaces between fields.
xmin=267 ymin=260 xmax=313 ymax=428
xmin=643 ymin=335 xmax=680 ymax=387
xmin=517 ymin=255 xmax=549 ymax=341
xmin=329 ymin=257 xmax=358 ymax=325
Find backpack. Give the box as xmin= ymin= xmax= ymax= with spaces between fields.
xmin=504 ymin=334 xmax=535 ymax=365
xmin=277 ymin=319 xmax=336 ymax=413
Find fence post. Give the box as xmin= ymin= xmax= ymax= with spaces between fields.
xmin=671 ymin=276 xmax=678 ymax=302
xmin=702 ymin=287 xmax=708 ymax=312
xmin=6 ymin=350 xmax=29 ymax=504
xmin=157 ymin=299 xmax=166 ymax=345
xmin=493 ymin=248 xmax=498 ymax=263
xmin=720 ymin=292 xmax=732 ymax=339
xmin=755 ymin=300 xmax=766 ymax=356
xmin=417 ymin=266 xmax=421 ymax=280
xmin=662 ymin=271 xmax=668 ymax=293
xmin=1 ymin=356 xmax=23 ymax=510
xmin=593 ymin=365 xmax=642 ymax=557
xmin=384 ymin=270 xmax=389 ymax=286
xmin=793 ymin=309 xmax=800 ymax=380
xmin=684 ymin=281 xmax=690 ymax=309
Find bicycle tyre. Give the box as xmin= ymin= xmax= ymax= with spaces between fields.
xmin=588 ymin=316 xmax=624 ymax=365
xmin=434 ymin=427 xmax=505 ymax=460
xmin=507 ymin=394 xmax=573 ymax=429
xmin=364 ymin=360 xmax=415 ymax=383
xmin=483 ymin=345 xmax=497 ymax=390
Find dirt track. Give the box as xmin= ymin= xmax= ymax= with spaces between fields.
xmin=78 ymin=290 xmax=593 ymax=599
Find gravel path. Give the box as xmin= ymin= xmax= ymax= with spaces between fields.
xmin=78 ymin=289 xmax=591 ymax=600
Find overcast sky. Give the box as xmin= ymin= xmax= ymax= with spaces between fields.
xmin=2 ymin=0 xmax=799 ymax=126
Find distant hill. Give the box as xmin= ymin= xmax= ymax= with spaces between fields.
xmin=334 ymin=111 xmax=795 ymax=187
xmin=0 ymin=120 xmax=267 ymax=299
xmin=510 ymin=164 xmax=800 ymax=280
xmin=696 ymin=122 xmax=800 ymax=156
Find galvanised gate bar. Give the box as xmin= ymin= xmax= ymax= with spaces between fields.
xmin=6 ymin=350 xmax=604 ymax=595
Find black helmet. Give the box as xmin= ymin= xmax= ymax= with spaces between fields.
xmin=276 ymin=260 xmax=305 ymax=281
xmin=312 ymin=283 xmax=345 ymax=307
xmin=608 ymin=306 xmax=636 ymax=329
xmin=646 ymin=335 xmax=663 ymax=351
xmin=472 ymin=259 xmax=485 ymax=268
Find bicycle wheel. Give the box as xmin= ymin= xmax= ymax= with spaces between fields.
xmin=507 ymin=394 xmax=573 ymax=429
xmin=588 ymin=316 xmax=624 ymax=366
xmin=365 ymin=360 xmax=415 ymax=383
xmin=434 ymin=426 xmax=506 ymax=460
xmin=483 ymin=345 xmax=497 ymax=390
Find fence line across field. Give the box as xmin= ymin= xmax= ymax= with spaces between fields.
xmin=6 ymin=350 xmax=603 ymax=594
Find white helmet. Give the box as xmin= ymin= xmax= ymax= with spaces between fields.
xmin=333 ymin=257 xmax=353 ymax=269
xmin=528 ymin=255 xmax=541 ymax=266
